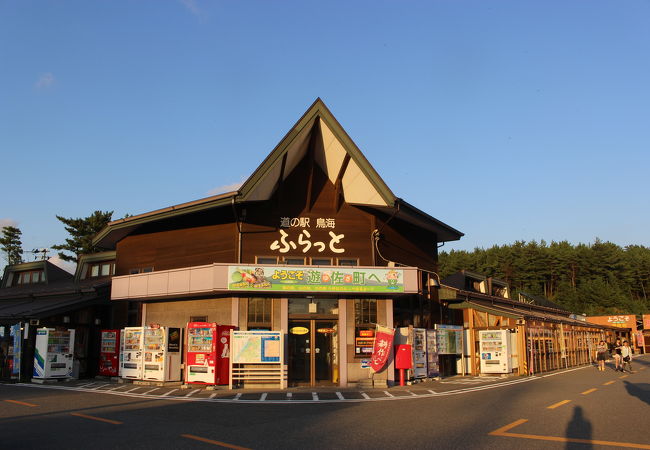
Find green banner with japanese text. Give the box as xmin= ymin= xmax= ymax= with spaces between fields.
xmin=228 ymin=265 xmax=404 ymax=293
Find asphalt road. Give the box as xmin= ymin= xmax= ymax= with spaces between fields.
xmin=1 ymin=356 xmax=649 ymax=449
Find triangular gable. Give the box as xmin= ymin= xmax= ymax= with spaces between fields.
xmin=239 ymin=98 xmax=396 ymax=207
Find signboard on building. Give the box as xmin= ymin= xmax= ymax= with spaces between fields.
xmin=228 ymin=266 xmax=404 ymax=293
xmin=435 ymin=324 xmax=463 ymax=355
xmin=643 ymin=314 xmax=650 ymax=329
xmin=231 ymin=331 xmax=281 ymax=364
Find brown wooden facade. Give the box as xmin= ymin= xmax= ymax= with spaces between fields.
xmin=97 ymin=99 xmax=463 ymax=387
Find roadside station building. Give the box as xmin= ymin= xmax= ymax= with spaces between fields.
xmin=96 ymin=99 xmax=463 ymax=387
xmin=440 ymin=271 xmax=617 ymax=376
xmin=0 ymin=256 xmax=118 ymax=380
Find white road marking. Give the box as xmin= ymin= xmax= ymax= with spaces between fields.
xmin=336 ymin=392 xmax=344 ymax=400
xmin=209 ymin=393 xmax=218 ymax=399
xmin=125 ymin=387 xmax=141 ymax=393
xmin=286 ymin=392 xmax=292 ymax=400
xmin=407 ymin=390 xmax=418 ymax=397
xmin=312 ymin=392 xmax=319 ymax=401
xmin=185 ymin=389 xmax=201 ymax=397
xmin=360 ymin=392 xmax=370 ymax=399
xmin=384 ymin=391 xmax=394 ymax=397
xmin=162 ymin=389 xmax=178 ymax=397
xmin=428 ymin=389 xmax=437 ymax=394
xmin=142 ymin=388 xmax=160 ymax=395
xmin=233 ymin=393 xmax=242 ymax=400
xmin=260 ymin=393 xmax=267 ymax=401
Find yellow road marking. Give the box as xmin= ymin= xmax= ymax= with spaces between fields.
xmin=70 ymin=412 xmax=122 ymax=425
xmin=4 ymin=399 xmax=38 ymax=407
xmin=547 ymin=400 xmax=571 ymax=409
xmin=489 ymin=418 xmax=650 ymax=449
xmin=581 ymin=388 xmax=597 ymax=395
xmin=603 ymin=381 xmax=616 ymax=386
xmin=619 ymin=374 xmax=629 ymax=379
xmin=181 ymin=434 xmax=251 ymax=449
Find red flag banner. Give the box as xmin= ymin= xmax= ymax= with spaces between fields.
xmin=370 ymin=325 xmax=395 ymax=373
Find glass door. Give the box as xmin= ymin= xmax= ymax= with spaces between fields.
xmin=288 ymin=319 xmax=338 ymax=386
xmin=288 ymin=321 xmax=311 ymax=384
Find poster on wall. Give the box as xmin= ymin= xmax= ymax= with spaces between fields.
xmin=435 ymin=324 xmax=463 ymax=355
xmin=231 ymin=331 xmax=281 ymax=364
xmin=227 ymin=266 xmax=404 ymax=293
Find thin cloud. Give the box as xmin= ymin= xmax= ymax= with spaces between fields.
xmin=48 ymin=255 xmax=76 ymax=274
xmin=179 ymin=0 xmax=202 ymax=17
xmin=0 ymin=218 xmax=18 ymax=229
xmin=35 ymin=72 xmax=55 ymax=89
xmin=207 ymin=181 xmax=243 ymax=196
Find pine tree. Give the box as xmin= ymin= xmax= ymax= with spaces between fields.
xmin=52 ymin=211 xmax=113 ymax=263
xmin=0 ymin=226 xmax=24 ymax=265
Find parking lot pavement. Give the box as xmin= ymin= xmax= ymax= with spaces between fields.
xmin=3 ymin=369 xmax=547 ymax=404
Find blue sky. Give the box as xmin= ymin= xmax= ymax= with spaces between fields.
xmin=1 ymin=0 xmax=649 ymax=272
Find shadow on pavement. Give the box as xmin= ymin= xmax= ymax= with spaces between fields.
xmin=565 ymin=406 xmax=592 ymax=450
xmin=623 ymin=381 xmax=650 ymax=406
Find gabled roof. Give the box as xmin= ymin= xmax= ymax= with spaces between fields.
xmin=1 ymin=260 xmax=73 ymax=289
xmin=93 ymin=98 xmax=463 ymax=249
xmin=239 ymin=98 xmax=395 ymax=206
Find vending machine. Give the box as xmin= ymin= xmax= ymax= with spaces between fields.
xmin=479 ymin=330 xmax=512 ymax=374
xmin=32 ymin=328 xmax=75 ymax=379
xmin=185 ymin=322 xmax=218 ymax=384
xmin=143 ymin=326 xmax=182 ymax=382
xmin=121 ymin=327 xmax=144 ymax=379
xmin=412 ymin=328 xmax=428 ymax=379
xmin=98 ymin=329 xmax=121 ymax=377
xmin=216 ymin=325 xmax=236 ymax=385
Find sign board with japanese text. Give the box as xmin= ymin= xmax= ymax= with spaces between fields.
xmin=435 ymin=324 xmax=463 ymax=355
xmin=231 ymin=331 xmax=282 ymax=364
xmin=228 ymin=266 xmax=405 ymax=293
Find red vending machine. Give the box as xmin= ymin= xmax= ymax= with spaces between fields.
xmin=185 ymin=322 xmax=218 ymax=384
xmin=99 ymin=329 xmax=121 ymax=377
xmin=216 ymin=325 xmax=237 ymax=385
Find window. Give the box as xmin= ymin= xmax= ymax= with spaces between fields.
xmin=14 ymin=270 xmax=44 ymax=286
xmin=256 ymin=257 xmax=278 ymax=265
xmin=337 ymin=258 xmax=358 ymax=267
xmin=88 ymin=262 xmax=115 ymax=278
xmin=354 ymin=299 xmax=377 ymax=357
xmin=248 ymin=298 xmax=272 ymax=330
xmin=129 ymin=267 xmax=154 ymax=275
xmin=190 ymin=316 xmax=208 ymax=323
xmin=311 ymin=257 xmax=332 ymax=266
xmin=284 ymin=257 xmax=305 ymax=265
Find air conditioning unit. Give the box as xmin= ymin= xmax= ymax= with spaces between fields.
xmin=515 ymin=319 xmax=525 ymax=326
xmin=29 ymin=319 xmax=40 ymax=326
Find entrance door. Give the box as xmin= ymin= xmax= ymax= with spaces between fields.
xmin=288 ymin=320 xmax=338 ymax=386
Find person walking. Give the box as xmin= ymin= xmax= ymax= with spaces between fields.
xmin=612 ymin=338 xmax=623 ymax=371
xmin=620 ymin=340 xmax=634 ymax=373
xmin=596 ymin=340 xmax=608 ymax=371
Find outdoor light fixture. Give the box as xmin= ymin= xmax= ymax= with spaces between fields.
xmin=427 ymin=272 xmax=442 ymax=289
xmin=63 ymin=316 xmax=70 ymax=324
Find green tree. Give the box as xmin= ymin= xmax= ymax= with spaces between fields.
xmin=52 ymin=210 xmax=113 ymax=263
xmin=0 ymin=226 xmax=24 ymax=265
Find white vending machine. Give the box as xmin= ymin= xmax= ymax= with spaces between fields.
xmin=32 ymin=328 xmax=75 ymax=379
xmin=121 ymin=327 xmax=144 ymax=379
xmin=412 ymin=328 xmax=428 ymax=379
xmin=143 ymin=326 xmax=182 ymax=382
xmin=479 ymin=330 xmax=512 ymax=374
